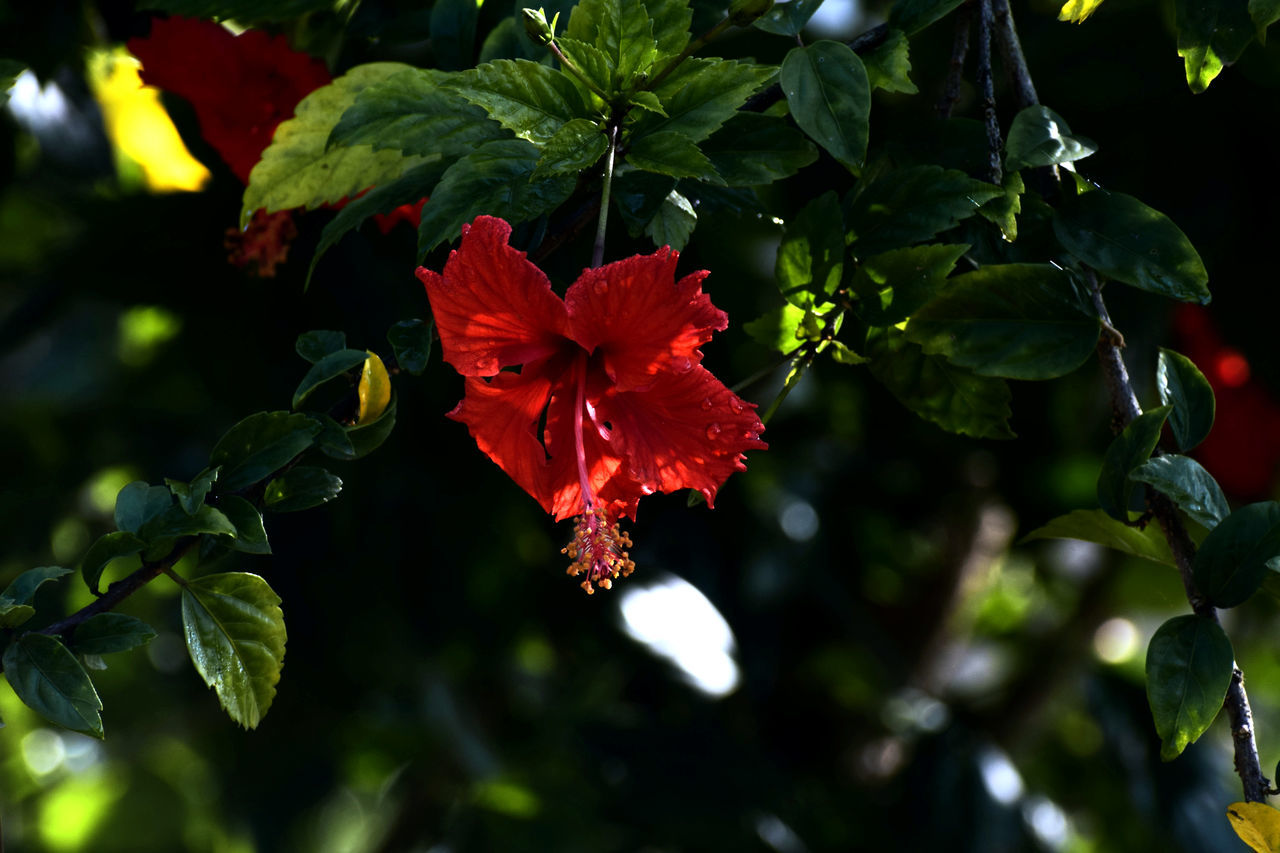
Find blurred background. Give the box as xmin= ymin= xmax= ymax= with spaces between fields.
xmin=4 ymin=0 xmax=1280 ymax=850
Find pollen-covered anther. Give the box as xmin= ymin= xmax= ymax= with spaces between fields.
xmin=562 ymin=506 xmax=636 ymax=594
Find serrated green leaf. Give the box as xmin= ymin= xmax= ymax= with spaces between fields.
xmin=755 ymin=0 xmax=825 ymax=36
xmin=776 ymin=191 xmax=844 ymax=309
xmin=534 ymin=118 xmax=608 ymax=178
xmin=264 ymin=466 xmax=343 ymax=513
xmin=3 ymin=634 xmax=103 ymax=737
xmin=417 ymin=139 xmax=576 ymax=254
xmin=296 ymin=330 xmax=347 ymax=364
xmin=906 ymin=263 xmax=1100 ymax=380
xmin=1096 ymin=406 xmax=1173 ymax=521
xmin=889 ymin=0 xmax=967 ymax=35
xmin=851 ymin=243 xmax=969 ymax=326
xmin=627 ymin=131 xmax=720 ymax=181
xmin=139 ymin=504 xmax=237 ymax=542
xmin=643 ymin=190 xmax=697 ymax=250
xmin=781 ymin=41 xmax=870 ymax=172
xmin=80 ymin=532 xmax=146 ymax=595
xmin=387 ymin=319 xmax=433 ymax=375
xmin=845 ymin=165 xmax=1003 ymax=256
xmin=1021 ymin=508 xmax=1176 ymax=565
xmin=1192 ymin=502 xmax=1280 ymax=608
xmin=114 ymin=481 xmax=173 ymax=534
xmin=977 ymin=171 xmax=1024 ymax=242
xmin=210 ymin=412 xmax=323 ymax=493
xmin=637 ymin=57 xmax=776 ymax=143
xmin=181 ymin=572 xmax=286 ymax=729
xmin=866 ymin=327 xmax=1015 ymax=439
xmin=1176 ymin=0 xmax=1255 ymax=93
xmin=243 ymin=64 xmax=431 ymax=224
xmin=862 ymin=28 xmax=918 ymax=94
xmin=445 ymin=59 xmax=591 ymax=144
xmin=642 ymin=0 xmax=693 ymax=56
xmin=1052 ymin=189 xmax=1210 ymax=303
xmin=430 ymin=0 xmax=479 ymax=71
xmin=345 ymin=396 xmax=398 ymax=459
xmin=292 ymin=348 xmax=368 ymax=410
xmin=699 ymin=113 xmax=818 ymax=186
xmin=327 ymin=68 xmax=506 ymax=158
xmin=557 ymin=37 xmax=615 ymax=97
xmin=564 ymin=0 xmax=657 ymax=88
xmin=70 ymin=613 xmax=157 ymax=656
xmin=165 ymin=467 xmax=219 ymax=516
xmin=1146 ymin=614 xmax=1233 ymax=760
xmin=217 ymin=496 xmax=272 ymax=556
xmin=1004 ymin=105 xmax=1097 ymax=171
xmin=1130 ymin=455 xmax=1230 ymax=530
xmin=1157 ymin=348 xmax=1216 ymax=451
xmin=627 ymin=90 xmax=667 ymax=116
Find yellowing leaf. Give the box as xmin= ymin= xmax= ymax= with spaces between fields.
xmin=1059 ymin=0 xmax=1106 ymax=23
xmin=87 ymin=48 xmax=211 ymax=193
xmin=357 ymin=351 xmax=391 ymax=424
xmin=1227 ymin=802 xmax=1280 ymax=853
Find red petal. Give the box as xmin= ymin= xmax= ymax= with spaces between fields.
xmin=417 ymin=216 xmax=571 ymax=376
xmin=565 ymin=250 xmax=727 ymax=392
xmin=596 ymin=366 xmax=766 ymax=507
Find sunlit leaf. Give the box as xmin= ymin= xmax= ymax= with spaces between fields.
xmin=776 ymin=191 xmax=844 ymax=309
xmin=637 ymin=57 xmax=775 ymax=143
xmin=1146 ymin=614 xmax=1232 ymax=761
xmin=181 ymin=572 xmax=286 ymax=729
xmin=1157 ymin=348 xmax=1215 ymax=451
xmin=862 ymin=28 xmax=918 ymax=94
xmin=1175 ymin=0 xmax=1255 ymax=93
xmin=1021 ymin=508 xmax=1176 ymax=565
xmin=850 ymin=244 xmax=969 ymax=326
xmin=1004 ymin=105 xmax=1097 ymax=171
xmin=264 ymin=466 xmax=343 ymax=513
xmin=445 ymin=59 xmax=591 ymax=144
xmin=1192 ymin=501 xmax=1280 ymax=608
xmin=533 ymin=118 xmax=608 ymax=179
xmin=3 ymin=634 xmax=103 ymax=737
xmin=1059 ymin=0 xmax=1107 ymax=23
xmin=642 ymin=0 xmax=693 ymax=57
xmin=781 ymin=41 xmax=870 ymax=172
xmin=357 ymin=352 xmax=392 ymax=425
xmin=745 ymin=303 xmax=807 ymax=355
xmin=1227 ymin=801 xmax=1280 ymax=853
xmin=1096 ymin=406 xmax=1171 ymax=521
xmin=564 ymin=0 xmax=658 ymax=88
xmin=1130 ymin=455 xmax=1230 ymax=530
xmin=643 ymin=190 xmax=697 ymax=251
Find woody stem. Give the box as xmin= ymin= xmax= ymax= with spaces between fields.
xmin=591 ymin=123 xmax=619 ymax=269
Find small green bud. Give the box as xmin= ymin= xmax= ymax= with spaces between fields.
xmin=728 ymin=0 xmax=775 ymax=26
xmin=522 ymin=7 xmax=557 ymax=46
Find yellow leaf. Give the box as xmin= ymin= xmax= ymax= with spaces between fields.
xmin=356 ymin=351 xmax=391 ymax=424
xmin=1058 ymin=0 xmax=1106 ymax=23
xmin=1228 ymin=802 xmax=1280 ymax=853
xmin=87 ymin=48 xmax=211 ymax=193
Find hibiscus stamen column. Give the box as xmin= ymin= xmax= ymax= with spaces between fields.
xmin=563 ymin=352 xmax=635 ymax=594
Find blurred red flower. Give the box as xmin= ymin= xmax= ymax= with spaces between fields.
xmin=417 ymin=216 xmax=766 ymax=592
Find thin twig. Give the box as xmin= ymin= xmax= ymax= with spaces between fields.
xmin=975 ymin=0 xmax=1001 ymax=185
xmin=937 ymin=2 xmax=973 ymax=118
xmin=591 ymin=124 xmax=619 ymax=269
xmin=991 ymin=0 xmax=1038 ymax=111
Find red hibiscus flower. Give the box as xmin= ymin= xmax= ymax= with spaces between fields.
xmin=416 ymin=216 xmax=766 ymax=593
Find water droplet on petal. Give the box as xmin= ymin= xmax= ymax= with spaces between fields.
xmin=672 ymin=355 xmax=693 ymax=373
xmin=705 ymin=422 xmax=722 ymax=440
xmin=728 ymin=397 xmax=744 ymax=413
xmin=640 ymin=481 xmax=657 ymax=495
xmin=701 ymin=397 xmax=714 ymax=410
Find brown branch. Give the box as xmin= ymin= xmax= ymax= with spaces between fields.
xmin=937 ymin=2 xmax=973 ymax=119
xmin=991 ymin=0 xmax=1038 ymax=111
xmin=975 ymin=0 xmax=1001 ymax=185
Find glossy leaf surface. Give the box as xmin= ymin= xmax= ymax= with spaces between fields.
xmin=1146 ymin=614 xmax=1233 ymax=761
xmin=71 ymin=613 xmax=158 ymax=656
xmin=210 ymin=412 xmax=323 ymax=492
xmin=780 ymin=41 xmax=870 ymax=172
xmin=1157 ymin=347 xmax=1215 ymax=451
xmin=1004 ymin=105 xmax=1097 ymax=171
xmin=1022 ymin=508 xmax=1175 ymax=566
xmin=1096 ymin=406 xmax=1171 ymax=521
xmin=3 ymin=634 xmax=103 ymax=737
xmin=1192 ymin=501 xmax=1280 ymax=608
xmin=1129 ymin=454 xmax=1230 ymax=530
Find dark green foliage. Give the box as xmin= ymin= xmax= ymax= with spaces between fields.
xmin=1192 ymin=502 xmax=1280 ymax=608
xmin=1157 ymin=348 xmax=1216 ymax=451
xmin=1096 ymin=406 xmax=1172 ymax=521
xmin=781 ymin=41 xmax=870 ymax=172
xmin=1146 ymin=615 xmax=1233 ymax=760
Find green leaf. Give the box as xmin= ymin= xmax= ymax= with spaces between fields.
xmin=781 ymin=41 xmax=870 ymax=172
xmin=1176 ymin=0 xmax=1255 ymax=93
xmin=1192 ymin=502 xmax=1280 ymax=608
xmin=1157 ymin=348 xmax=1216 ymax=451
xmin=210 ymin=412 xmax=323 ymax=493
xmin=127 ymin=0 xmax=331 ymax=21
xmin=417 ymin=139 xmax=577 ymax=254
xmin=114 ymin=481 xmax=173 ymax=534
xmin=614 ymin=170 xmax=678 ymax=236
xmin=845 ymin=165 xmax=1003 ymax=256
xmin=755 ymin=0 xmax=825 ymax=36
xmin=181 ymin=572 xmax=287 ymax=729
xmin=746 ymin=304 xmax=807 ymax=355
xmin=3 ymin=634 xmax=103 ymax=737
xmin=296 ymin=330 xmax=347 ymax=364
xmin=311 ymin=413 xmax=358 ymax=461
xmin=627 ymin=90 xmax=667 ymax=116
xmin=776 ymin=192 xmax=844 ymax=309
xmin=642 ymin=0 xmax=693 ymax=57
xmin=1021 ymin=508 xmax=1176 ymax=566
xmin=430 ymin=0 xmax=479 ymax=71
xmin=165 ymin=467 xmax=219 ymax=516
xmin=0 ymin=566 xmax=72 ymax=626
xmin=1 ymin=60 xmax=25 ymax=105
xmin=445 ymin=59 xmax=591 ymax=144
xmin=217 ymin=496 xmax=272 ymax=556
xmin=1053 ymin=189 xmax=1210 ymax=303
xmin=292 ymin=348 xmax=368 ymax=410
xmin=637 ymin=57 xmax=776 ymax=143
xmin=0 ymin=601 xmax=35 ymax=629
xmin=643 ymin=190 xmax=697 ymax=251
xmin=866 ymin=328 xmax=1015 ymax=439
xmin=345 ymin=395 xmax=398 ymax=459
xmin=1146 ymin=614 xmax=1233 ymax=761
xmin=264 ymin=467 xmax=343 ymax=513
xmin=699 ymin=113 xmax=818 ymax=186
xmin=906 ymin=263 xmax=1101 ymax=380
xmin=139 ymin=504 xmax=237 ymax=544
xmin=889 ymin=0 xmax=967 ymax=35
xmin=70 ymin=614 xmax=157 ymax=656
xmin=851 ymin=243 xmax=969 ymax=326
xmin=1004 ymin=105 xmax=1097 ymax=171
xmin=327 ymin=68 xmax=506 ymax=158
xmin=827 ymin=340 xmax=869 ymax=364
xmin=564 ymin=0 xmax=657 ymax=88
xmin=862 ymin=28 xmax=919 ymax=94
xmin=388 ymin=319 xmax=433 ymax=375
xmin=627 ymin=132 xmax=720 ymax=181
xmin=977 ymin=171 xmax=1024 ymax=242
xmin=1096 ymin=405 xmax=1173 ymax=521
xmin=1058 ymin=0 xmax=1107 ymax=23
xmin=243 ymin=64 xmax=431 ymax=223
xmin=1251 ymin=0 xmax=1280 ymax=39
xmin=1130 ymin=455 xmax=1230 ymax=530
xmin=80 ymin=532 xmax=146 ymax=595
xmin=533 ymin=118 xmax=608 ymax=179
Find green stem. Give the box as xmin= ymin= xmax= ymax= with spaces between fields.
xmin=591 ymin=124 xmax=619 ymax=269
xmin=548 ymin=40 xmax=610 ymax=101
xmin=639 ymin=15 xmax=735 ymax=95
